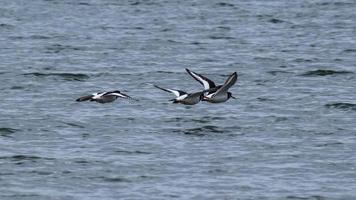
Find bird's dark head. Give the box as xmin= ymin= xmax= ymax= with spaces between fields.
xmin=111 ymin=90 xmax=121 ymax=93
xmin=228 ymin=92 xmax=236 ymax=99
xmin=170 ymin=99 xmax=179 ymax=104
xmin=199 ymin=93 xmax=205 ymax=100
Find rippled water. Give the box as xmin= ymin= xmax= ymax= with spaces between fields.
xmin=1 ymin=0 xmax=356 ymax=199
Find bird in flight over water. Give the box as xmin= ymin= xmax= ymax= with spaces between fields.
xmin=185 ymin=68 xmax=237 ymax=103
xmin=76 ymin=90 xmax=136 ymax=103
xmin=153 ymin=85 xmax=207 ymax=105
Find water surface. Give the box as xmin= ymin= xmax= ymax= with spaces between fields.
xmin=1 ymin=0 xmax=356 ymax=199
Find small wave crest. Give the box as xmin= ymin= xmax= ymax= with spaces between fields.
xmin=172 ymin=125 xmax=227 ymax=136
xmin=23 ymin=72 xmax=89 ymax=81
xmin=0 ymin=127 xmax=18 ymax=137
xmin=0 ymin=155 xmax=55 ymax=163
xmin=301 ymin=69 xmax=353 ymax=76
xmin=325 ymin=103 xmax=356 ymax=111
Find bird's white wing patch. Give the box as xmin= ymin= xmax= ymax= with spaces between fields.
xmin=154 ymin=85 xmax=186 ymax=97
xmin=165 ymin=88 xmax=181 ymax=97
xmin=92 ymin=92 xmax=104 ymax=99
xmin=190 ymin=71 xmax=210 ymax=90
xmin=110 ymin=92 xmax=127 ymax=98
xmin=176 ymin=94 xmax=188 ymax=100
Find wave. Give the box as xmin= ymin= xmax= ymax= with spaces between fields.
xmin=0 ymin=23 xmax=15 ymax=29
xmin=23 ymin=72 xmax=89 ymax=81
xmin=209 ymin=36 xmax=236 ymax=40
xmin=285 ymin=195 xmax=326 ymax=200
xmin=343 ymin=49 xmax=356 ymax=53
xmin=45 ymin=44 xmax=86 ymax=53
xmin=216 ymin=2 xmax=235 ymax=7
xmin=0 ymin=155 xmax=55 ymax=161
xmin=91 ymin=176 xmax=131 ymax=183
xmin=0 ymin=127 xmax=18 ymax=137
xmin=172 ymin=125 xmax=227 ymax=136
xmin=301 ymin=69 xmax=353 ymax=76
xmin=269 ymin=18 xmax=285 ymax=23
xmin=325 ymin=102 xmax=356 ymax=111
xmin=267 ymin=70 xmax=293 ymax=76
xmin=115 ymin=149 xmax=151 ymax=155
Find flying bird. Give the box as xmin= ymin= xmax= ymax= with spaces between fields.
xmin=185 ymin=68 xmax=237 ymax=103
xmin=76 ymin=90 xmax=136 ymax=103
xmin=153 ymin=85 xmax=206 ymax=105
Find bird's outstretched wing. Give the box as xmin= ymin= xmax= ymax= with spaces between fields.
xmin=154 ymin=85 xmax=187 ymax=97
xmin=212 ymin=72 xmax=238 ymax=97
xmin=185 ymin=68 xmax=216 ymax=90
xmin=104 ymin=91 xmax=138 ymax=101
